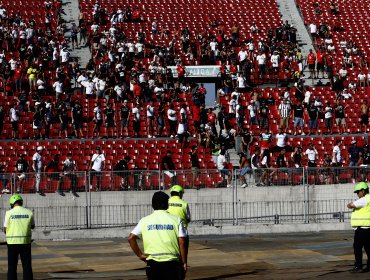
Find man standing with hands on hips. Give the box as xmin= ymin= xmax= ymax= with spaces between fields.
xmin=128 ymin=191 xmax=188 ymax=279
xmin=347 ymin=182 xmax=370 ymax=273
xmin=4 ymin=194 xmax=35 ymax=280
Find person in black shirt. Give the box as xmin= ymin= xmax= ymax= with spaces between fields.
xmin=217 ymin=106 xmax=228 ymax=136
xmin=259 ymin=103 xmax=270 ymax=129
xmin=59 ymin=103 xmax=69 ymax=139
xmin=307 ymin=102 xmax=318 ymax=135
xmin=114 ymin=156 xmax=131 ymax=190
xmin=72 ymin=101 xmax=84 ymax=138
xmin=33 ymin=105 xmax=43 ymax=140
xmin=15 ymin=154 xmax=29 ymax=193
xmin=157 ymin=102 xmax=166 ymax=137
xmin=191 ymin=146 xmax=200 ymax=188
xmin=104 ymin=103 xmax=115 ymax=138
xmin=45 ymin=155 xmax=63 ymax=195
xmin=276 ymin=149 xmax=287 ymax=168
xmin=334 ymin=100 xmax=347 ymax=134
xmin=293 ymin=100 xmax=305 ymax=135
xmin=120 ymin=100 xmax=130 ymax=138
xmin=161 ymin=150 xmax=177 ymax=185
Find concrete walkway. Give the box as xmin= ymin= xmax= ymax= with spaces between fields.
xmin=0 ymin=231 xmax=361 ymax=279
xmin=62 ymin=0 xmax=91 ymax=69
xmin=276 ymin=0 xmax=330 ymax=86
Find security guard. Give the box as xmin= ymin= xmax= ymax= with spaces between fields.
xmin=4 ymin=194 xmax=35 ymax=280
xmin=168 ymin=185 xmax=191 ymax=267
xmin=128 ymin=191 xmax=188 ymax=280
xmin=168 ymin=185 xmax=191 ymax=230
xmin=347 ymin=182 xmax=370 ymax=273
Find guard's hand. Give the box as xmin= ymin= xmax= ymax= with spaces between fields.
xmin=139 ymin=253 xmax=147 ymax=262
xmin=183 ymin=263 xmax=187 ymax=273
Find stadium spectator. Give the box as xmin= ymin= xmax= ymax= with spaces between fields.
xmin=305 ymin=143 xmax=318 ymax=167
xmin=217 ymin=148 xmax=232 ymax=188
xmin=307 ymin=49 xmax=316 ymax=79
xmin=9 ymin=102 xmax=19 ymax=140
xmin=161 ymin=150 xmax=177 ymax=185
xmin=167 ymin=103 xmax=178 ymax=138
xmin=45 ymin=155 xmax=63 ymax=195
xmin=114 ymin=155 xmax=132 ymax=190
xmin=324 ymin=102 xmax=333 ymax=134
xmin=93 ymin=103 xmax=103 ymax=138
xmin=132 ymin=102 xmax=141 ymax=138
xmin=32 ymin=146 xmax=44 ymax=195
xmin=360 ymin=100 xmax=369 ymax=133
xmin=103 ymin=103 xmax=115 ymax=138
xmin=71 ymin=100 xmax=84 ymax=139
xmin=0 ymin=162 xmax=10 ymax=194
xmin=293 ymin=100 xmax=305 ymax=135
xmin=146 ymin=100 xmax=155 ymax=138
xmin=89 ymin=147 xmax=105 ymax=191
xmin=278 ymin=98 xmax=291 ymax=130
xmin=62 ymin=152 xmax=78 ymax=195
xmin=348 ymin=141 xmax=363 ymax=167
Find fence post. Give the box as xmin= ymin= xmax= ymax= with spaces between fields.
xmin=232 ymin=170 xmax=237 ymax=225
xmin=304 ymin=167 xmax=309 ymax=224
xmin=86 ymin=171 xmax=91 ymax=229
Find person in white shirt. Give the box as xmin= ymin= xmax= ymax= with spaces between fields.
xmin=217 ymin=149 xmax=232 ymax=188
xmin=93 ymin=103 xmax=102 ymax=138
xmin=146 ymin=101 xmax=155 ymax=138
xmin=88 ymin=147 xmax=105 ymax=191
xmin=135 ymin=42 xmax=144 ymax=58
xmin=53 ymin=79 xmax=63 ymax=99
xmin=305 ymin=143 xmax=318 ymax=167
xmin=228 ymin=95 xmax=238 ymax=119
xmin=309 ymin=22 xmax=317 ymax=42
xmin=167 ymin=103 xmax=177 ymax=138
xmin=275 ymin=127 xmax=289 ymax=152
xmin=9 ymin=103 xmax=19 ymax=139
xmin=60 ymin=47 xmax=70 ymax=64
xmin=237 ymin=74 xmax=246 ymax=90
xmin=270 ymin=51 xmax=280 ymax=73
xmin=332 ymin=139 xmax=342 ymax=183
xmin=32 ymin=146 xmax=44 ymax=194
xmin=238 ymin=47 xmax=247 ymax=65
xmin=324 ymin=102 xmax=333 ymax=134
xmin=132 ymin=103 xmax=141 ymax=137
xmin=82 ymin=80 xmax=95 ymax=98
xmin=304 ymin=86 xmax=312 ymax=106
xmin=256 ymin=51 xmax=266 ymax=78
xmin=358 ymin=71 xmax=367 ymax=87
xmin=247 ymin=100 xmax=258 ymax=125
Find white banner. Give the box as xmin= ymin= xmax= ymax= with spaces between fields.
xmin=168 ymin=65 xmax=221 ymax=78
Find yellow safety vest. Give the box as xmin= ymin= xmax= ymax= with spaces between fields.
xmin=168 ymin=196 xmax=188 ymax=228
xmin=351 ymin=194 xmax=370 ymax=227
xmin=5 ymin=206 xmax=34 ymax=244
xmin=140 ymin=210 xmax=181 ymax=262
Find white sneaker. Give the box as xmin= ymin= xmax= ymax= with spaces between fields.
xmin=2 ymin=188 xmax=10 ymax=194
xmin=241 ymin=184 xmax=247 ymax=188
xmin=227 ymin=184 xmax=232 ymax=188
xmin=301 ymin=132 xmax=306 ymax=135
xmin=152 ymin=136 xmax=156 ymax=138
xmin=170 ymin=135 xmax=174 ymax=138
xmin=89 ymin=185 xmax=93 ymax=190
xmin=148 ymin=135 xmax=152 ymax=138
xmin=193 ymin=134 xmax=197 ymax=138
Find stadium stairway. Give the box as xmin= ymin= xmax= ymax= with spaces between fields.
xmin=62 ymin=0 xmax=91 ymax=69
xmin=276 ymin=0 xmax=330 ymax=86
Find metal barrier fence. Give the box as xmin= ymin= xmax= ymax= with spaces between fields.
xmin=0 ymin=167 xmax=363 ymax=229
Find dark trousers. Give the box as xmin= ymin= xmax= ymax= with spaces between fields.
xmin=7 ymin=244 xmax=33 ymax=280
xmin=146 ymin=260 xmax=183 ymax=280
xmin=354 ymin=227 xmax=370 ymax=267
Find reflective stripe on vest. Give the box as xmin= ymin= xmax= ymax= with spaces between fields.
xmin=141 ymin=210 xmax=181 ymax=262
xmin=351 ymin=194 xmax=370 ymax=227
xmin=168 ymin=196 xmax=188 ymax=228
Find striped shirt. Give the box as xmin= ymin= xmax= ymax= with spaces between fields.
xmin=278 ymin=102 xmax=291 ymax=118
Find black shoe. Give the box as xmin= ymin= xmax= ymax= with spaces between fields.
xmin=352 ymin=266 xmax=363 ymax=273
xmin=362 ymin=267 xmax=370 ymax=273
